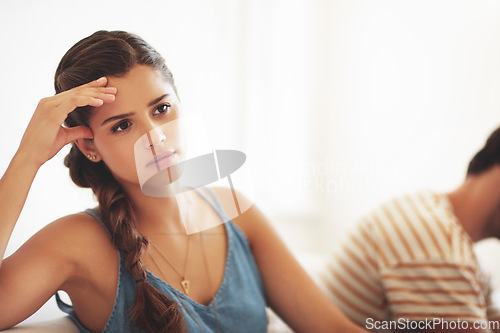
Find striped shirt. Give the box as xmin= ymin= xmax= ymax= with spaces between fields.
xmin=321 ymin=191 xmax=500 ymax=331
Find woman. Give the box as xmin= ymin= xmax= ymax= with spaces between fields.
xmin=0 ymin=30 xmax=364 ymax=332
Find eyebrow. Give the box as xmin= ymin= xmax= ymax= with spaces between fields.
xmin=100 ymin=94 xmax=170 ymax=126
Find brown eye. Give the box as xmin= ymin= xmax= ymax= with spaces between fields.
xmin=112 ymin=120 xmax=131 ymax=133
xmin=154 ymin=103 xmax=171 ymax=115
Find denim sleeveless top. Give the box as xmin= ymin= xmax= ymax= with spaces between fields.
xmin=56 ymin=189 xmax=268 ymax=332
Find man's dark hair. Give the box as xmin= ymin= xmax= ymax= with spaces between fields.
xmin=467 ymin=126 xmax=500 ymax=175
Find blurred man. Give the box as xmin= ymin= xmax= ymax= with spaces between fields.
xmin=321 ymin=126 xmax=500 ymax=332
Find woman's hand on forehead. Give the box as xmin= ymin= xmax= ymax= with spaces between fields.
xmin=18 ymin=77 xmax=117 ymax=168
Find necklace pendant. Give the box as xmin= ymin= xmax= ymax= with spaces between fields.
xmin=181 ymin=279 xmax=191 ymax=295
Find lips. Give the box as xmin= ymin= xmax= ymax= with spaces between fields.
xmin=146 ymin=149 xmax=178 ymax=169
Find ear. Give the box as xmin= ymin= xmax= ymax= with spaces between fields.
xmin=74 ymin=138 xmax=102 ymax=162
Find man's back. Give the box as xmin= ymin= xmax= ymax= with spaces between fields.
xmin=321 ymin=190 xmax=499 ymax=331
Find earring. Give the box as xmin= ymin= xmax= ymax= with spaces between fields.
xmin=87 ymin=154 xmax=96 ymax=160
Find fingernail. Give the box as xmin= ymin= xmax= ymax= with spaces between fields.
xmin=96 ymin=77 xmax=106 ymax=84
xmin=105 ymin=87 xmax=117 ymax=93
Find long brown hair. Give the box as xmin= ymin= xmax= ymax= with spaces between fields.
xmin=57 ymin=30 xmax=185 ymax=332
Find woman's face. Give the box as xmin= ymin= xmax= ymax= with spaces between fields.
xmin=87 ymin=65 xmax=185 ymax=191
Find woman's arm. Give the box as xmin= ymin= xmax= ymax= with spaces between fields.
xmin=0 ymin=76 xmax=115 ymax=264
xmin=0 ymin=78 xmax=116 ymax=328
xmin=0 ymin=153 xmax=41 ymax=263
xmin=0 ymin=217 xmax=80 ymax=328
xmin=235 ymin=204 xmax=366 ymax=333
xmin=0 ymin=211 xmax=118 ymax=330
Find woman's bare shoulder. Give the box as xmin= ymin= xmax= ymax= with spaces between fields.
xmin=24 ymin=211 xmax=118 ymax=288
xmin=19 ymin=210 xmax=115 ymax=267
xmin=38 ymin=211 xmax=110 ymax=244
xmin=207 ymin=186 xmax=263 ymax=242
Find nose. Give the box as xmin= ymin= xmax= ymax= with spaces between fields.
xmin=141 ymin=124 xmax=167 ymax=150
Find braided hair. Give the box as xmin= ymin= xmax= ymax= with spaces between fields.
xmin=57 ymin=30 xmax=184 ymax=332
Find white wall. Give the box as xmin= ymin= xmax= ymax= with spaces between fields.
xmin=2 ymin=0 xmax=500 ymax=259
xmin=232 ymin=0 xmax=500 ymax=253
xmin=309 ymin=0 xmax=500 ymax=250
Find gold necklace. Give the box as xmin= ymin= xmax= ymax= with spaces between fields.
xmin=148 ymin=232 xmax=221 ymax=333
xmin=148 ymin=250 xmax=204 ymax=331
xmin=150 ymin=237 xmax=191 ymax=295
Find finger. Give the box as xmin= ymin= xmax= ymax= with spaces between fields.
xmin=82 ymin=86 xmax=117 ymax=96
xmin=84 ymin=95 xmax=115 ymax=107
xmin=52 ymin=77 xmax=109 ymax=102
xmin=86 ymin=76 xmax=108 ymax=88
xmin=57 ymin=77 xmax=111 ymax=101
xmin=63 ymin=125 xmax=94 ymax=144
xmin=88 ymin=98 xmax=104 ymax=107
xmin=87 ymin=90 xmax=116 ymax=103
xmin=102 ymin=86 xmax=117 ymax=94
xmin=57 ymin=93 xmax=114 ymax=114
xmin=50 ymin=97 xmax=99 ymax=122
xmin=54 ymin=87 xmax=117 ymax=107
